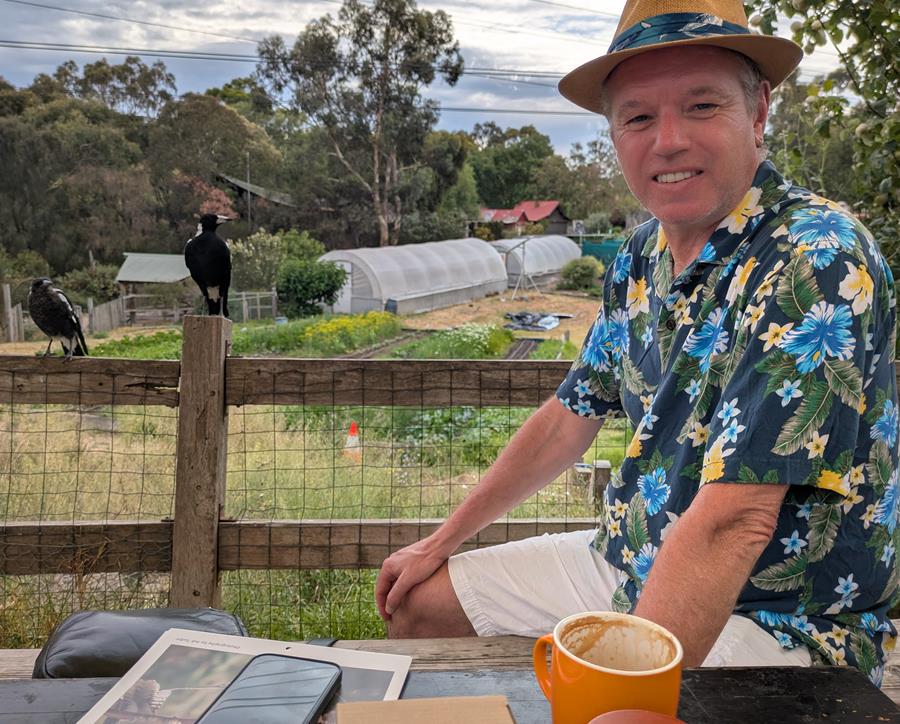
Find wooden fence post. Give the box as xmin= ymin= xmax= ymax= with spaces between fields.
xmin=170 ymin=315 xmax=231 ymax=607
xmin=2 ymin=284 xmax=15 ymax=343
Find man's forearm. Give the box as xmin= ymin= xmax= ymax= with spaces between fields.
xmin=430 ymin=398 xmax=603 ymax=552
xmin=633 ymin=484 xmax=781 ymax=666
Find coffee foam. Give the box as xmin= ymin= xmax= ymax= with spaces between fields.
xmin=560 ymin=615 xmax=677 ymax=672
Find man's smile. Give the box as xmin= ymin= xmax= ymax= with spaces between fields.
xmin=654 ymin=170 xmax=703 ymax=184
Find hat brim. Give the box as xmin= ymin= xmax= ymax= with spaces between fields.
xmin=559 ymin=34 xmax=803 ymax=114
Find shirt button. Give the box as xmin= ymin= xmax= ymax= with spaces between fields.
xmin=665 ymin=317 xmax=677 ymax=331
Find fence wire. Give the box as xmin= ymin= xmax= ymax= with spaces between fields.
xmin=0 ymin=362 xmax=628 ymax=647
xmin=0 ymin=386 xmax=178 ymax=646
xmin=221 ymin=365 xmax=628 ymax=639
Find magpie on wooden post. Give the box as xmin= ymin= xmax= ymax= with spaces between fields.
xmin=184 ymin=213 xmax=233 ymax=317
xmin=27 ymin=278 xmax=89 ymax=358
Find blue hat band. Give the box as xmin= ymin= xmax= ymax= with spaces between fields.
xmin=608 ymin=12 xmax=752 ymax=54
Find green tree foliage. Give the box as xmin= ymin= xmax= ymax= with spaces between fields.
xmin=276 ymin=259 xmax=347 ymax=317
xmin=59 ymin=264 xmax=120 ymax=304
xmin=149 ymin=93 xmax=282 ymax=189
xmin=746 ymin=0 xmax=899 ymax=265
xmin=0 ymin=95 xmax=159 ymax=269
xmin=231 ymin=229 xmax=325 ymax=290
xmin=256 ymin=0 xmax=464 ymax=246
xmin=0 ymin=248 xmax=51 ymax=281
xmin=439 ymin=163 xmax=480 ymax=218
xmin=51 ymin=57 xmax=176 ymax=117
xmin=469 ymin=124 xmax=554 ymax=208
xmin=205 ymin=76 xmax=274 ymax=124
xmin=764 ymin=74 xmax=856 ymax=202
xmin=528 ymin=133 xmax=641 ymax=226
xmin=147 ymin=93 xmax=280 ymax=240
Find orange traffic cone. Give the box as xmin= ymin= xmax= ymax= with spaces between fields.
xmin=343 ymin=421 xmax=362 ymax=463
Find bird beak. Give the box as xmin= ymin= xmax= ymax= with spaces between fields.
xmin=216 ymin=215 xmax=234 ymax=224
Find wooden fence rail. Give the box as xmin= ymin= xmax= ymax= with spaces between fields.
xmin=1 ymin=316 xmax=898 ymax=610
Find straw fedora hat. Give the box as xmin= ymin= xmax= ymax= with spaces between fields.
xmin=558 ymin=0 xmax=803 ymax=113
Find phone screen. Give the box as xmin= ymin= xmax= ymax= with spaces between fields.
xmin=196 ymin=654 xmax=341 ymax=724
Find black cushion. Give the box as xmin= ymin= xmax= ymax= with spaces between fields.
xmin=32 ymin=607 xmax=248 ymax=679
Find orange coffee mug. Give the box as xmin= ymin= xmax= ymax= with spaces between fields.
xmin=533 ymin=611 xmax=683 ymax=724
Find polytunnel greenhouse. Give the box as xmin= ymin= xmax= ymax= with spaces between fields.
xmin=489 ymin=235 xmax=581 ymax=288
xmin=320 ymin=237 xmax=508 ymax=314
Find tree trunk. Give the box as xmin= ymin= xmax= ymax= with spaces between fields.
xmin=389 ymin=153 xmax=402 ymax=246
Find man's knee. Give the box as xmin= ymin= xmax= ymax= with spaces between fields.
xmin=387 ymin=563 xmax=475 ymax=638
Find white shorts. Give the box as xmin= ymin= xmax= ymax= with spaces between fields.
xmin=447 ymin=528 xmax=812 ymax=667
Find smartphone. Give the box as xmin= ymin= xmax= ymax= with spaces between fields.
xmin=196 ymin=653 xmax=341 ymax=724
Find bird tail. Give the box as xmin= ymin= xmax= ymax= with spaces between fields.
xmin=75 ymin=328 xmax=88 ymax=356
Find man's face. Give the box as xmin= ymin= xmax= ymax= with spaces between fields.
xmin=606 ymin=46 xmax=769 ymax=241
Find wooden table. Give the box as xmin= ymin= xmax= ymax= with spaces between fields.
xmin=0 ymin=666 xmax=899 ymax=723
xmin=3 ymin=637 xmax=900 ymax=722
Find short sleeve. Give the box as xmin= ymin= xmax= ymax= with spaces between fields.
xmin=556 ymin=297 xmax=623 ymax=419
xmin=700 ymin=240 xmax=891 ymax=494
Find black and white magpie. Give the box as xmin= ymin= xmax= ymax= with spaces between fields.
xmin=184 ymin=213 xmax=232 ymax=317
xmin=27 ymin=278 xmax=89 ymax=358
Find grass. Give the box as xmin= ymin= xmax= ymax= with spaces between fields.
xmin=0 ymin=400 xmax=628 ymax=645
xmin=529 ymin=338 xmax=580 ymax=360
xmin=392 ymin=324 xmax=514 ymax=359
xmin=92 ymin=312 xmax=404 ymax=360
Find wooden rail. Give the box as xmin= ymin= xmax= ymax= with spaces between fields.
xmin=0 ymin=519 xmax=595 ymax=575
xmin=0 ymin=357 xmax=180 ymax=406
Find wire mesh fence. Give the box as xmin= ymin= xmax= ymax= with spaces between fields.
xmin=0 ymin=345 xmax=629 ymax=647
xmin=0 ymin=400 xmax=178 ymax=646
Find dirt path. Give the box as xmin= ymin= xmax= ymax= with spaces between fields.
xmin=400 ymin=291 xmax=599 ymax=345
xmin=504 ymin=338 xmax=540 ymax=359
xmin=341 ymin=330 xmax=429 ymax=359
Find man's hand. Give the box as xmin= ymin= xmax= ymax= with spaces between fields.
xmin=376 ymin=535 xmax=452 ymax=620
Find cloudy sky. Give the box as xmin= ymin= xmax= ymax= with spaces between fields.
xmin=1 ymin=0 xmax=843 ymax=152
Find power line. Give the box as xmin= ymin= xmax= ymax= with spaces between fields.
xmin=0 ymin=39 xmax=838 ymax=77
xmin=0 ymin=40 xmax=257 ymax=63
xmin=526 ymin=0 xmax=622 ymax=18
xmin=0 ymin=0 xmax=261 ymax=44
xmin=440 ymin=106 xmax=594 ymax=116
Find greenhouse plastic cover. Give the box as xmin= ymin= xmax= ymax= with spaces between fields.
xmin=489 ymin=235 xmax=580 ymax=279
xmin=320 ymin=237 xmax=507 ymax=311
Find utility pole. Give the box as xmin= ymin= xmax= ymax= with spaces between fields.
xmin=246 ymin=151 xmax=252 ymax=232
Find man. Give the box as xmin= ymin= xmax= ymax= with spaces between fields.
xmin=376 ymin=0 xmax=899 ymax=685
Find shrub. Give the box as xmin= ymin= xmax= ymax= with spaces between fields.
xmin=231 ymin=229 xmax=326 ymax=291
xmin=276 ymin=259 xmax=347 ymax=317
xmin=583 ymin=211 xmax=612 ymax=234
xmin=393 ymin=324 xmax=514 ymax=359
xmin=282 ymin=229 xmax=326 ymax=262
xmin=559 ymin=256 xmax=604 ymax=291
xmin=59 ymin=264 xmax=120 ymax=304
xmin=294 ymin=311 xmax=402 ymax=356
xmin=472 ymin=225 xmax=494 ymax=241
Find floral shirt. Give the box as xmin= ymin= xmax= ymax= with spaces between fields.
xmin=556 ymin=162 xmax=899 ymax=685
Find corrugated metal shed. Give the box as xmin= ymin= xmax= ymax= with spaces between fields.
xmin=115 ymin=253 xmax=191 ymax=284
xmin=217 ymin=173 xmax=297 ymax=208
